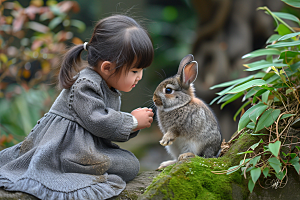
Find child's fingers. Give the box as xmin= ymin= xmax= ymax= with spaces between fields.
xmin=149 ymin=117 xmax=153 ymax=124
xmin=148 ymin=111 xmax=154 ymax=117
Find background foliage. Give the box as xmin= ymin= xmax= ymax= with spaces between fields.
xmin=211 ymin=0 xmax=300 ymax=193
xmin=0 ymin=0 xmax=85 ymax=147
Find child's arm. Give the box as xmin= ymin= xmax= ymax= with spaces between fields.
xmin=72 ymin=79 xmax=151 ymax=142
xmin=131 ymin=108 xmax=154 ymax=132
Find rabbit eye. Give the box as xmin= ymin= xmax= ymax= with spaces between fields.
xmin=165 ymin=88 xmax=173 ymax=94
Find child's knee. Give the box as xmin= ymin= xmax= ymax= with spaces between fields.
xmin=107 ymin=149 xmax=140 ymax=182
xmin=122 ymin=151 xmax=140 ymax=182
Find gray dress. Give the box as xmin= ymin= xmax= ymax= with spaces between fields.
xmin=0 ymin=67 xmax=140 ymax=200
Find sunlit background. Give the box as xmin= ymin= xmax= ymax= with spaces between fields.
xmin=1 ymin=0 xmax=297 ymax=171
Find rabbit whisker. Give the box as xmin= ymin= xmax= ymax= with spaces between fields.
xmin=155 ymin=71 xmax=165 ymax=80
xmin=161 ymin=69 xmax=167 ymax=79
xmin=144 ymin=87 xmax=154 ymax=95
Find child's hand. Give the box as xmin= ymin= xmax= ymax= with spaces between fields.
xmin=131 ymin=107 xmax=154 ymax=131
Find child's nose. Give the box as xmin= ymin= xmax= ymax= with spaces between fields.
xmin=137 ymin=70 xmax=143 ymax=80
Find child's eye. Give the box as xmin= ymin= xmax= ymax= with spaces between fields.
xmin=132 ymin=71 xmax=138 ymax=74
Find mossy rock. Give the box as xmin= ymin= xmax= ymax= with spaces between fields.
xmin=0 ymin=188 xmax=38 ymax=200
xmin=0 ymin=171 xmax=160 ymax=200
xmin=139 ymin=133 xmax=261 ymax=200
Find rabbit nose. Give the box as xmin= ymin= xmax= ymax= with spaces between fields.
xmin=153 ymin=95 xmax=157 ymax=102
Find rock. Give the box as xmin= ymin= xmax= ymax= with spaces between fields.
xmin=0 ymin=188 xmax=38 ymax=200
xmin=0 ymin=171 xmax=160 ymax=200
xmin=248 ymin=168 xmax=300 ymax=200
xmin=111 ymin=171 xmax=160 ymax=200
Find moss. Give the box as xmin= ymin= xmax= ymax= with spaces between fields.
xmin=139 ymin=133 xmax=260 ymax=200
xmin=222 ymin=132 xmax=261 ymax=166
xmin=140 ymin=156 xmax=245 ymax=200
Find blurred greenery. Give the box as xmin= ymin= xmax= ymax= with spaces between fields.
xmin=0 ymin=0 xmax=197 ymax=149
xmin=0 ymin=0 xmax=86 ymax=147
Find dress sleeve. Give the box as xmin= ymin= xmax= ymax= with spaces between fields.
xmin=72 ymin=79 xmax=138 ymax=142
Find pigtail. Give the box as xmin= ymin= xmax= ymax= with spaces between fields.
xmin=58 ymin=44 xmax=85 ymax=89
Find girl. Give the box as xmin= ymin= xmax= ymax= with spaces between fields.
xmin=0 ymin=15 xmax=154 ymax=200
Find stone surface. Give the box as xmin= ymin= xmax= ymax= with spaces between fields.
xmin=111 ymin=171 xmax=160 ymax=200
xmin=248 ymin=168 xmax=300 ymax=200
xmin=0 ymin=188 xmax=38 ymax=200
xmin=0 ymin=171 xmax=160 ymax=200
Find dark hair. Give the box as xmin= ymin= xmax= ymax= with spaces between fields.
xmin=58 ymin=15 xmax=154 ymax=89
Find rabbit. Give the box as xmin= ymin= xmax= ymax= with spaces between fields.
xmin=153 ymin=54 xmax=222 ymax=170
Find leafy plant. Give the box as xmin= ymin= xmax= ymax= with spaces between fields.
xmin=211 ymin=1 xmax=300 ymax=193
xmin=0 ymin=0 xmax=85 ymax=148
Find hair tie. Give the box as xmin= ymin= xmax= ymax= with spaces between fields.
xmin=83 ymin=42 xmax=88 ymax=51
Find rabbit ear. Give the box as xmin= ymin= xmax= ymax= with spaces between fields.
xmin=177 ymin=54 xmax=194 ymax=75
xmin=180 ymin=61 xmax=198 ymax=87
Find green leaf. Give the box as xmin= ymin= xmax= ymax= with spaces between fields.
xmin=237 ymin=150 xmax=254 ymax=155
xmin=263 ymin=167 xmax=270 ymax=178
xmin=248 ymin=179 xmax=255 ymax=193
xmin=255 ymin=109 xmax=281 ymax=132
xmin=280 ymin=114 xmax=295 ymax=119
xmin=70 ymin=19 xmax=86 ymax=33
xmin=267 ymin=40 xmax=300 ymax=48
xmin=286 ymin=61 xmax=300 ymax=76
xmin=226 ymin=79 xmax=267 ymax=94
xmin=269 ymin=141 xmax=281 ymax=157
xmin=242 ymin=49 xmax=281 ymax=59
xmin=290 ymin=153 xmax=297 ymax=159
xmin=265 ymin=73 xmax=280 ymax=84
xmin=221 ymin=92 xmax=244 ymax=109
xmin=210 ymin=76 xmax=253 ymax=90
xmin=216 ymin=86 xmax=236 ymax=96
xmin=273 ymin=12 xmax=300 ymax=25
xmin=249 ymin=156 xmax=261 ymax=166
xmin=278 ymin=32 xmax=300 ymax=41
xmin=250 ymin=140 xmax=263 ymax=151
xmin=247 ymin=122 xmax=255 ymax=129
xmin=48 ymin=17 xmax=63 ymax=30
xmin=282 ymin=0 xmax=300 ymax=8
xmin=262 ymin=90 xmax=270 ymax=103
xmin=279 ymin=51 xmax=300 ymax=63
xmin=243 ymin=87 xmax=261 ymax=101
xmin=233 ymin=101 xmax=251 ymax=121
xmin=276 ymin=171 xmax=285 ymax=180
xmin=289 ymin=156 xmax=299 ymax=165
xmin=210 ymin=95 xmax=223 ymax=105
xmin=293 ymin=162 xmax=300 ymax=174
xmin=251 ymin=167 xmax=261 ymax=184
xmin=238 ymin=102 xmax=267 ymax=131
xmin=249 ymin=104 xmax=268 ymax=123
xmin=253 ymin=89 xmax=268 ymax=101
xmin=276 ymin=24 xmax=292 ymax=36
xmin=266 ymin=34 xmax=281 ymax=44
xmin=50 ymin=5 xmax=62 ymax=15
xmin=244 ymin=60 xmax=270 ymax=68
xmin=245 ymin=63 xmax=289 ymax=72
xmin=217 ymin=94 xmax=236 ymax=104
xmin=268 ymin=157 xmax=282 ymax=173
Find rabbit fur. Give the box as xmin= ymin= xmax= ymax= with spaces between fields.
xmin=153 ymin=54 xmax=222 ymax=169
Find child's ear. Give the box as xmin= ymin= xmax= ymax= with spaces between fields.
xmin=99 ymin=61 xmax=114 ymax=76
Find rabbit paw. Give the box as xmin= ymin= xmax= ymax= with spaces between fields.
xmin=159 ymin=136 xmax=175 ymax=146
xmin=178 ymin=152 xmax=195 ymax=161
xmin=156 ymin=160 xmax=177 ymax=170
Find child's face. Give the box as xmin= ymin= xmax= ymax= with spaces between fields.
xmin=107 ymin=66 xmax=143 ymax=92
